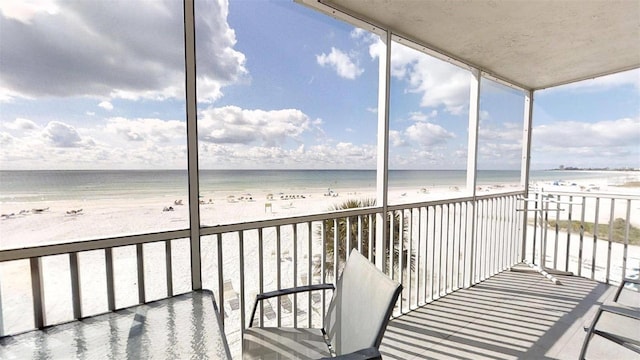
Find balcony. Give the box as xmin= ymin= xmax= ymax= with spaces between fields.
xmin=1 ymin=189 xmax=638 ymax=358
xmin=1 ymin=0 xmax=639 ymax=359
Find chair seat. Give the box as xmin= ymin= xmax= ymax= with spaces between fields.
xmin=243 ymin=327 xmax=331 ymax=359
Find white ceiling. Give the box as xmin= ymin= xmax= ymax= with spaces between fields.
xmin=302 ymin=0 xmax=640 ymax=90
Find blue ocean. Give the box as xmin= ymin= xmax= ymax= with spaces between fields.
xmin=0 ymin=169 xmax=621 ymax=203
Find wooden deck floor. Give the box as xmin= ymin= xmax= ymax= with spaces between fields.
xmin=380 ymin=268 xmax=639 ymax=360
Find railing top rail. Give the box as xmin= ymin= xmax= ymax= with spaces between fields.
xmin=539 ymin=189 xmax=640 ymax=201
xmin=0 ymin=229 xmax=191 ymax=263
xmin=0 ymin=190 xmax=524 ymax=263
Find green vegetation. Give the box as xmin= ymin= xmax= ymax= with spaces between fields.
xmin=318 ymin=198 xmax=414 ymax=277
xmin=547 ymin=218 xmax=640 ymax=245
xmin=613 ymin=181 xmax=640 ymax=188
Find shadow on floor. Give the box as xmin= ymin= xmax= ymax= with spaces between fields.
xmin=380 ymin=268 xmax=638 ymax=359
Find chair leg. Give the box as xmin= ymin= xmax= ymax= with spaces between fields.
xmin=613 ymin=282 xmax=625 ymax=302
xmin=613 ymin=278 xmax=640 ymax=302
xmin=579 ymin=308 xmax=604 ymax=360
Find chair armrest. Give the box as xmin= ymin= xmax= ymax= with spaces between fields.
xmin=248 ymin=284 xmax=335 ymax=327
xmin=320 ymin=347 xmax=382 ymax=360
xmin=256 ymin=284 xmax=335 ymax=301
xmin=601 ymin=304 xmax=640 ymax=320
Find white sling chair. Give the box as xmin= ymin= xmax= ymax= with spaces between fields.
xmin=243 ymin=249 xmax=402 ymax=359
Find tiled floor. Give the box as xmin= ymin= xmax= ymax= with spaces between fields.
xmin=380 ymin=268 xmax=639 ymax=360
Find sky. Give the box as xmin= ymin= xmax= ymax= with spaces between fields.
xmin=0 ymin=0 xmax=638 ymax=171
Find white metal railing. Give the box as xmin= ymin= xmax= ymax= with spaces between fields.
xmin=0 ymin=192 xmax=524 ymax=356
xmin=523 ymin=189 xmax=640 ymax=285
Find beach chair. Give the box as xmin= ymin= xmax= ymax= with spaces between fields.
xmin=579 ymin=277 xmax=640 ymax=359
xmin=243 ymin=249 xmax=401 ymax=359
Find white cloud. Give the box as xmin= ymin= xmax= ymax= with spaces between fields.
xmin=543 ymin=69 xmax=640 ymax=93
xmin=42 ymin=121 xmax=91 ymax=148
xmin=0 ymin=0 xmax=59 ymax=23
xmin=199 ymin=106 xmax=313 ymax=146
xmin=534 ymin=117 xmax=639 ymax=148
xmin=405 ymin=122 xmax=455 ymax=147
xmin=389 ymin=130 xmax=405 ymax=147
xmin=98 ymin=101 xmax=113 ymax=111
xmin=104 ymin=117 xmax=185 ymax=144
xmin=370 ymin=39 xmax=470 ymax=114
xmin=409 ymin=110 xmax=438 ymax=122
xmin=316 ymin=47 xmax=364 ymax=80
xmin=0 ymin=0 xmax=247 ymax=102
xmin=532 ymin=117 xmax=640 ymax=168
xmin=2 ymin=117 xmax=39 ymax=131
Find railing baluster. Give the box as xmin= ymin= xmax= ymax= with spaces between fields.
xmin=487 ymin=199 xmax=494 ymax=276
xmin=480 ymin=200 xmax=486 ymax=280
xmin=453 ymin=203 xmax=459 ymax=290
xmin=389 ymin=212 xmax=395 ymax=281
xmin=239 ymin=231 xmax=246 ymax=334
xmin=258 ymin=228 xmax=264 ymax=327
xmin=565 ymin=196 xmax=573 ymax=272
xmin=430 ymin=205 xmax=436 ymax=300
xmin=532 ymin=192 xmax=539 ymax=264
xmin=622 ymin=200 xmax=631 ymax=280
xmin=30 ymin=257 xmax=45 ymax=328
xmin=357 ymin=216 xmax=363 ymax=254
xmin=444 ymin=204 xmax=450 ymax=293
xmin=552 ymin=196 xmax=560 ymax=269
xmin=591 ymin=198 xmax=600 ymax=280
xmin=105 ymin=248 xmax=115 ymax=311
xmin=398 ymin=210 xmax=404 ymax=312
xmin=136 ymin=243 xmax=145 ymax=304
xmin=578 ymin=197 xmax=586 ymax=277
xmin=414 ymin=208 xmax=421 ymax=307
xmin=216 ymin=233 xmax=224 ymax=326
xmin=346 ymin=217 xmax=351 ymax=261
xmin=411 ymin=207 xmax=422 ymax=308
xmin=463 ymin=201 xmax=469 ymax=288
xmin=165 ymin=240 xmax=173 ymax=297
xmin=293 ymin=224 xmax=298 ymax=328
xmin=321 ymin=220 xmax=327 ymax=329
xmin=307 ymin=221 xmax=312 ymax=328
xmin=498 ymin=198 xmax=504 ymax=271
xmin=437 ymin=204 xmax=444 ymax=296
xmin=333 ymin=218 xmax=338 ymax=281
xmin=276 ymin=226 xmax=281 ymax=327
xmin=368 ymin=213 xmax=373 ymax=262
xmin=69 ymin=252 xmax=81 ymax=319
xmin=606 ymin=199 xmax=614 ymax=284
xmin=407 ymin=209 xmax=413 ymax=309
xmin=0 ymin=276 xmax=4 ymax=336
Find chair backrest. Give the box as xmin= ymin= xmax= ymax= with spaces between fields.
xmin=323 ymin=249 xmax=402 ymax=355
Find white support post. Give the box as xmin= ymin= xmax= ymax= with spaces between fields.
xmin=183 ymin=0 xmax=202 ymax=290
xmin=466 ymin=70 xmax=481 ymax=196
xmin=466 ymin=70 xmax=480 ymax=287
xmin=520 ymin=90 xmax=534 ymax=261
xmin=375 ymin=30 xmax=391 ymax=272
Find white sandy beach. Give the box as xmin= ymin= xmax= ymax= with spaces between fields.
xmin=1 ymin=174 xmax=639 ymax=355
